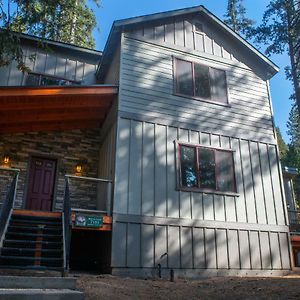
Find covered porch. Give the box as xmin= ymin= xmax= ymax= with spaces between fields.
xmin=0 ymin=85 xmax=118 ymax=273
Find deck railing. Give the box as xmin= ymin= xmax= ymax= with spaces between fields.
xmin=62 ymin=175 xmax=112 ymax=272
xmin=288 ymin=209 xmax=300 ymax=233
xmin=0 ymin=168 xmax=19 ymax=247
xmin=288 ymin=210 xmax=300 ymax=224
xmin=65 ymin=174 xmax=113 ymax=216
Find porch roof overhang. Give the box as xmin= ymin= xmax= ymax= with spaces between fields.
xmin=0 ymin=85 xmax=118 ymax=134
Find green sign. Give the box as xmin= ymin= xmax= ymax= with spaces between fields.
xmin=75 ymin=214 xmax=103 ymax=228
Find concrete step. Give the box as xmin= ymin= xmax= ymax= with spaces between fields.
xmin=0 ymin=276 xmax=76 ymax=289
xmin=0 ymin=288 xmax=84 ymax=300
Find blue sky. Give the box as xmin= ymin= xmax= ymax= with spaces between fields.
xmin=91 ymin=0 xmax=293 ymax=142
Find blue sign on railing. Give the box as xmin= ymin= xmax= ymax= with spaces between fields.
xmin=75 ymin=214 xmax=103 ymax=228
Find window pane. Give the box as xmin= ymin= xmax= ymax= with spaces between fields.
xmin=210 ymin=68 xmax=228 ymax=103
xmin=40 ymin=77 xmax=75 ymax=86
xmin=215 ymin=151 xmax=235 ymax=192
xmin=198 ymin=148 xmax=216 ymax=189
xmin=40 ymin=77 xmax=61 ymax=86
xmin=25 ymin=74 xmax=40 ymax=86
xmin=194 ymin=64 xmax=211 ymax=99
xmin=180 ymin=146 xmax=198 ymax=187
xmin=194 ymin=22 xmax=203 ymax=33
xmin=176 ymin=59 xmax=193 ymax=96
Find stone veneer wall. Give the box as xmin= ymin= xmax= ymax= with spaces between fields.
xmin=0 ymin=129 xmax=102 ymax=210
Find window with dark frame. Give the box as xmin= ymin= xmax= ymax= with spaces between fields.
xmin=194 ymin=22 xmax=204 ymax=33
xmin=25 ymin=72 xmax=80 ymax=86
xmin=175 ymin=58 xmax=228 ymax=104
xmin=179 ymin=144 xmax=236 ymax=193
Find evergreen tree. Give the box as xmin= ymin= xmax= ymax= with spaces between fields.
xmin=284 ymin=103 xmax=300 ymax=203
xmin=224 ymin=0 xmax=255 ymax=36
xmin=276 ymin=126 xmax=288 ymax=160
xmin=287 ymin=102 xmax=300 ymax=146
xmin=11 ymin=0 xmax=99 ymax=48
xmin=254 ymin=0 xmax=300 ymax=116
xmin=0 ymin=0 xmax=100 ymax=71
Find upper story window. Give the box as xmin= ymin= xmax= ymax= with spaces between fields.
xmin=194 ymin=22 xmax=204 ymax=33
xmin=25 ymin=72 xmax=80 ymax=86
xmin=178 ymin=143 xmax=237 ymax=194
xmin=174 ymin=58 xmax=228 ymax=104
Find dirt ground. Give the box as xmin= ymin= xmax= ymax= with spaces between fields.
xmin=75 ymin=274 xmax=300 ymax=300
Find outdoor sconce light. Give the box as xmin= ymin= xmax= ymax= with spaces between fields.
xmin=75 ymin=163 xmax=82 ymax=174
xmin=3 ymin=155 xmax=10 ymax=166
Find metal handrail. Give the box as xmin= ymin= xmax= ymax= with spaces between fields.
xmin=0 ymin=167 xmax=20 ymax=173
xmin=65 ymin=174 xmax=112 ymax=183
xmin=62 ymin=177 xmax=72 ymax=273
xmin=65 ymin=174 xmax=113 ymax=216
xmin=0 ymin=172 xmax=19 ymax=245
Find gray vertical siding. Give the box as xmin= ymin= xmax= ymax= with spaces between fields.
xmin=112 ymin=220 xmax=290 ymax=275
xmin=98 ymin=124 xmax=116 ymax=181
xmin=113 ymin=34 xmax=288 ymax=276
xmin=114 ymin=118 xmax=285 ymax=226
xmin=127 ymin=13 xmax=250 ymax=69
xmin=0 ymin=43 xmax=100 ymax=86
xmin=111 ymin=117 xmax=290 ymax=274
xmin=104 ymin=46 xmax=120 ymax=84
xmin=119 ymin=36 xmax=275 ymax=143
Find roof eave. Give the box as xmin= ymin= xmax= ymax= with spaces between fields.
xmin=199 ymin=6 xmax=279 ymax=77
xmin=13 ymin=31 xmax=103 ymax=57
xmin=97 ymin=5 xmax=279 ymax=80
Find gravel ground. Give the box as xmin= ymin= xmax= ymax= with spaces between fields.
xmin=75 ymin=274 xmax=300 ymax=300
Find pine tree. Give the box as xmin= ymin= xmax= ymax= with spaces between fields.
xmin=11 ymin=0 xmax=99 ymax=48
xmin=287 ymin=102 xmax=300 ymax=146
xmin=284 ymin=103 xmax=300 ymax=203
xmin=224 ymin=0 xmax=255 ymax=36
xmin=0 ymin=0 xmax=100 ymax=71
xmin=254 ymin=0 xmax=300 ymax=116
xmin=276 ymin=126 xmax=288 ymax=160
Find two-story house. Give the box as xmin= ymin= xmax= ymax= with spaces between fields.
xmin=0 ymin=5 xmax=292 ymax=277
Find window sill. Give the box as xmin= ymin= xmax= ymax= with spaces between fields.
xmin=174 ymin=92 xmax=231 ymax=108
xmin=177 ymin=186 xmax=240 ymax=197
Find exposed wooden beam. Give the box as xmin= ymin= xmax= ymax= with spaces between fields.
xmin=0 ymin=85 xmax=117 ymax=134
xmin=0 ymin=86 xmax=118 ymax=97
xmin=0 ymin=109 xmax=105 ymax=125
xmin=0 ymin=120 xmax=102 ymax=134
xmin=0 ymin=96 xmax=112 ymax=111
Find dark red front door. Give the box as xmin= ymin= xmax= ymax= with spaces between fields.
xmin=26 ymin=157 xmax=57 ymax=211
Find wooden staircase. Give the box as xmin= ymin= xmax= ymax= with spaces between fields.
xmin=0 ymin=210 xmax=64 ymax=272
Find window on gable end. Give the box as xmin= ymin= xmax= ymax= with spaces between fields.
xmin=176 ymin=59 xmax=193 ymax=96
xmin=174 ymin=58 xmax=228 ymax=104
xmin=194 ymin=22 xmax=204 ymax=33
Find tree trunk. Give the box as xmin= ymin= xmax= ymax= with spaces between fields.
xmin=286 ymin=0 xmax=300 ymax=116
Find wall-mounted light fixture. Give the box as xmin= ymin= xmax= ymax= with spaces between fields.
xmin=2 ymin=155 xmax=10 ymax=167
xmin=75 ymin=163 xmax=82 ymax=175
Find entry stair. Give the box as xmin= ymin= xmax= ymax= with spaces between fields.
xmin=0 ymin=276 xmax=84 ymax=300
xmin=0 ymin=210 xmax=64 ymax=272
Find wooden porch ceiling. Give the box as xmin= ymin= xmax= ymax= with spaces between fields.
xmin=0 ymin=85 xmax=118 ymax=134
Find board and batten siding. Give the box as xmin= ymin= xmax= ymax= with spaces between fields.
xmin=0 ymin=44 xmax=99 ymax=86
xmin=127 ymin=13 xmax=249 ymax=69
xmin=118 ymin=36 xmax=275 ymax=144
xmin=98 ymin=124 xmax=117 ymax=181
xmin=111 ymin=25 xmax=290 ymax=276
xmin=96 ymin=124 xmax=117 ymax=212
xmin=111 ymin=117 xmax=291 ymax=275
xmin=103 ymin=45 xmax=121 ymax=85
